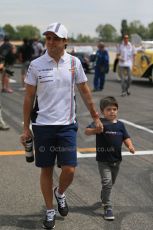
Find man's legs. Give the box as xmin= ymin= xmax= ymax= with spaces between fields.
xmin=99 ymin=73 xmax=105 ymax=90
xmin=40 ymin=166 xmax=75 ymax=207
xmin=58 ymin=166 xmax=75 ymax=194
xmin=118 ymin=66 xmax=126 ymax=95
xmin=1 ymin=71 xmax=13 ymax=93
xmin=126 ymin=67 xmax=132 ymax=94
xmin=53 ymin=166 xmax=75 ymax=218
xmin=19 ymin=62 xmax=29 ymax=90
xmin=54 ymin=124 xmax=77 ymax=216
xmin=93 ymin=68 xmax=100 ymax=91
xmin=40 ymin=167 xmax=54 ymax=209
xmin=40 ymin=167 xmax=56 ymax=229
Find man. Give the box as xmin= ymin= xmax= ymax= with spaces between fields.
xmin=32 ymin=37 xmax=44 ymax=60
xmin=18 ymin=38 xmax=34 ymax=91
xmin=93 ymin=42 xmax=109 ymax=91
xmin=117 ymin=35 xmax=136 ymax=96
xmin=0 ymin=36 xmax=15 ymax=93
xmin=21 ymin=22 xmax=103 ymax=229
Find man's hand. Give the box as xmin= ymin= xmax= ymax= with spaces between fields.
xmin=94 ymin=118 xmax=103 ymax=133
xmin=20 ymin=128 xmax=33 ymax=147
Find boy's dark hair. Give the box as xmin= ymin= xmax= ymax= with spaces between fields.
xmin=100 ymin=96 xmax=118 ymax=111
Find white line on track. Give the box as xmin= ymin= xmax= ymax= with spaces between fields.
xmin=77 ymin=150 xmax=153 ymax=158
xmin=119 ymin=119 xmax=153 ymax=134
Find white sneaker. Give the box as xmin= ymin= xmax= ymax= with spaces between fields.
xmin=18 ymin=87 xmax=26 ymax=91
xmin=0 ymin=122 xmax=10 ymax=130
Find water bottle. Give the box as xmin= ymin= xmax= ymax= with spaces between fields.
xmin=25 ymin=138 xmax=34 ymax=163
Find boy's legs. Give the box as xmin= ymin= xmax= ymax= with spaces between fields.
xmin=111 ymin=161 xmax=120 ymax=185
xmin=98 ymin=162 xmax=112 ymax=207
xmin=98 ymin=161 xmax=120 ymax=220
xmin=98 ymin=161 xmax=120 ymax=206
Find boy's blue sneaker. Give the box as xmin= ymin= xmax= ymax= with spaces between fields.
xmin=104 ymin=206 xmax=115 ymax=220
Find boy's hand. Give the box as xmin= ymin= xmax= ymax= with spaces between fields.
xmin=129 ymin=145 xmax=135 ymax=154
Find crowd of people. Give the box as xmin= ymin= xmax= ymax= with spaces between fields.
xmin=0 ymin=35 xmax=45 ymax=130
xmin=0 ymin=22 xmax=137 ymax=229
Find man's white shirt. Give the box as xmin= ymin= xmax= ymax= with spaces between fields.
xmin=117 ymin=42 xmax=136 ymax=68
xmin=25 ymin=51 xmax=87 ymax=125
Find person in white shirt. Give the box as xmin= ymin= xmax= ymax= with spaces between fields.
xmin=117 ymin=35 xmax=136 ymax=96
xmin=32 ymin=37 xmax=44 ymax=59
xmin=21 ymin=22 xmax=103 ymax=229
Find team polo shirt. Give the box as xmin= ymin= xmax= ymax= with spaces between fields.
xmin=25 ymin=51 xmax=87 ymax=125
xmin=87 ymin=118 xmax=130 ymax=162
xmin=117 ymin=42 xmax=136 ymax=68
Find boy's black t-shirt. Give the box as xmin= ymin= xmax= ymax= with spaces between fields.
xmin=87 ymin=118 xmax=130 ymax=162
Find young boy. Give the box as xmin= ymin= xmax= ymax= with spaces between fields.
xmin=85 ymin=96 xmax=135 ymax=220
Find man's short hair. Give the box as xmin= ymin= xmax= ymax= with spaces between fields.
xmin=100 ymin=96 xmax=118 ymax=111
xmin=123 ymin=34 xmax=129 ymax=39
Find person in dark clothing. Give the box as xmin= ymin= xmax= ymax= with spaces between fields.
xmin=85 ymin=96 xmax=135 ymax=220
xmin=0 ymin=36 xmax=16 ymax=93
xmin=93 ymin=42 xmax=109 ymax=91
xmin=18 ymin=38 xmax=34 ymax=90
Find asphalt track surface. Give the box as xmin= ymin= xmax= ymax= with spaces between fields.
xmin=0 ymin=67 xmax=153 ymax=230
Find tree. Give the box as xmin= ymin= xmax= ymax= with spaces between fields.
xmin=76 ymin=33 xmax=94 ymax=43
xmin=16 ymin=25 xmax=40 ymax=39
xmin=96 ymin=24 xmax=117 ymax=42
xmin=128 ymin=20 xmax=148 ymax=39
xmin=147 ymin=22 xmax=153 ymax=39
xmin=3 ymin=24 xmax=17 ymax=40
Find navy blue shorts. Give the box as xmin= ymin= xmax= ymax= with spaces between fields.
xmin=32 ymin=123 xmax=78 ymax=167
